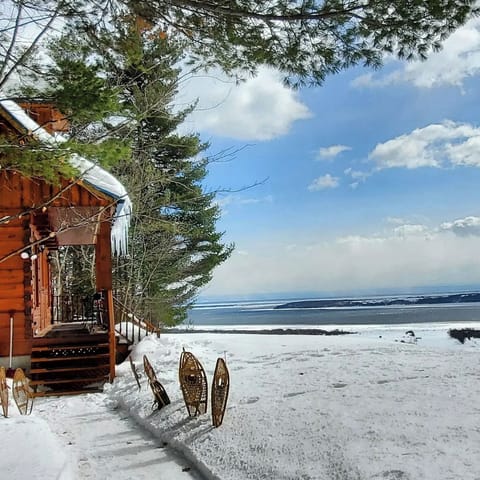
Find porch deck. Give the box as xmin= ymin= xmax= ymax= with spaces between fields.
xmin=34 ymin=321 xmax=108 ymax=339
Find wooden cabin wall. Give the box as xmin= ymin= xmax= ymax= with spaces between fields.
xmin=0 ymin=216 xmax=31 ymax=357
xmin=0 ymin=171 xmax=110 ymax=208
xmin=18 ymin=102 xmax=69 ymax=134
xmin=0 ymin=170 xmax=112 ymax=359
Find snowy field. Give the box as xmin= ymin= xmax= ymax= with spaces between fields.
xmin=3 ymin=324 xmax=480 ymax=479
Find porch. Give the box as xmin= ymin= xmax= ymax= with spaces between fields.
xmin=28 ymin=292 xmax=160 ymax=396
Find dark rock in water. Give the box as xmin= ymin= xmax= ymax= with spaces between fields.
xmin=449 ymin=328 xmax=480 ymax=344
xmin=165 ymin=328 xmax=355 ymax=336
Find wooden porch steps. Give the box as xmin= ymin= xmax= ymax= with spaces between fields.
xmin=31 ymin=342 xmax=110 ymax=352
xmin=32 ymin=388 xmax=103 ymax=397
xmin=30 ymin=333 xmax=110 ymax=397
xmin=30 ymin=365 xmax=110 ymax=375
xmin=31 ymin=353 xmax=110 ymax=363
xmin=29 ymin=376 xmax=108 ymax=386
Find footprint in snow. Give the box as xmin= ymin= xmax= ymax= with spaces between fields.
xmin=375 ymin=470 xmax=410 ymax=480
xmin=283 ymin=391 xmax=306 ymax=398
xmin=241 ymin=396 xmax=260 ymax=405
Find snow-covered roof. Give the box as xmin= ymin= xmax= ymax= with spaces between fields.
xmin=0 ymin=98 xmax=131 ymax=255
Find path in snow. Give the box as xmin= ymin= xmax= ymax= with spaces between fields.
xmin=35 ymin=393 xmax=203 ymax=480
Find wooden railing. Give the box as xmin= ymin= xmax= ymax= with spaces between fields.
xmin=52 ymin=293 xmax=106 ymax=326
xmin=113 ymin=295 xmax=161 ymax=346
xmin=50 ymin=292 xmax=159 ymax=346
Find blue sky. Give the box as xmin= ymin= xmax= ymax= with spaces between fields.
xmin=180 ymin=18 xmax=480 ymax=300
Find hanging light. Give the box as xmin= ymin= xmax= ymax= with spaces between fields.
xmin=20 ymin=248 xmax=38 ymax=260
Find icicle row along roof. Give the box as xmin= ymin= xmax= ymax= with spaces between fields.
xmin=0 ymin=98 xmax=131 ymax=256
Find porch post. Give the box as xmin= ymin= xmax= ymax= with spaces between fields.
xmin=106 ymin=289 xmax=116 ymax=382
xmin=95 ymin=218 xmax=112 ymax=292
xmin=95 ymin=217 xmax=116 ymax=381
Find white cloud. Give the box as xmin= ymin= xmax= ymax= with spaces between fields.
xmin=316 ymin=145 xmax=351 ymax=160
xmin=308 ymin=174 xmax=339 ymax=191
xmin=351 ymin=72 xmax=378 ymax=89
xmin=445 ymin=136 xmax=480 ymax=167
xmin=217 ymin=194 xmax=273 ymax=208
xmin=343 ymin=168 xmax=367 ymax=180
xmin=369 ymin=121 xmax=480 ymax=170
xmin=386 ymin=217 xmax=407 ymax=225
xmin=393 ymin=224 xmax=429 ymax=238
xmin=336 ymin=235 xmax=386 ymax=246
xmin=180 ymin=67 xmax=311 ymax=140
xmin=344 ymin=168 xmax=371 ymax=189
xmin=385 ymin=215 xmax=430 ymax=226
xmin=440 ymin=216 xmax=480 ymax=237
xmin=203 ymin=223 xmax=480 ymax=297
xmin=352 ymin=17 xmax=480 ymax=88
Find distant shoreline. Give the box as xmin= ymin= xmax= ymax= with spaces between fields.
xmin=274 ymin=292 xmax=480 ymax=310
xmin=164 ymin=328 xmax=355 ymax=335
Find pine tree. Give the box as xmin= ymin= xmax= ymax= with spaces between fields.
xmin=106 ymin=18 xmax=233 ymax=325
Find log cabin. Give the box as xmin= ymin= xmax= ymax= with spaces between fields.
xmin=0 ymin=99 xmax=132 ymax=395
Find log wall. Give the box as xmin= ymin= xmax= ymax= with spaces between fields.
xmin=0 ymin=171 xmax=110 ymax=208
xmin=0 ymin=218 xmax=31 ymax=357
xmin=0 ymin=170 xmax=115 ymax=360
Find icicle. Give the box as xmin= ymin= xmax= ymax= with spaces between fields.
xmin=111 ymin=196 xmax=132 ymax=256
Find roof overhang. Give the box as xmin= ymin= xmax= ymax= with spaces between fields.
xmin=0 ymin=98 xmax=131 ymax=255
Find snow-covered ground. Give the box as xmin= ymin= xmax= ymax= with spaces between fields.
xmin=2 ymin=388 xmax=201 ymax=479
xmin=2 ymin=325 xmax=480 ymax=479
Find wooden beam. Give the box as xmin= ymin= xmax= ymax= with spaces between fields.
xmin=93 ymin=215 xmax=115 ymax=380
xmin=95 ymin=217 xmax=112 ymax=291
xmin=107 ymin=289 xmax=116 ymax=382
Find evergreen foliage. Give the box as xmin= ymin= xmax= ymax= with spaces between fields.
xmin=0 ymin=135 xmax=76 ymax=182
xmin=104 ymin=18 xmax=233 ymax=325
xmin=128 ymin=0 xmax=480 ymax=87
xmin=0 ymin=134 xmax=129 ymax=184
xmin=2 ymin=2 xmax=478 ymax=92
xmin=37 ymin=17 xmax=233 ymax=325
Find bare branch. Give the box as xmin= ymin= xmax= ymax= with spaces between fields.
xmin=0 ymin=196 xmax=118 ymax=265
xmin=0 ymin=5 xmax=60 ymax=89
xmin=0 ymin=4 xmax=23 ymax=80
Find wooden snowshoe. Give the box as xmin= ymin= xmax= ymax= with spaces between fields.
xmin=143 ymin=355 xmax=156 ymax=384
xmin=0 ymin=366 xmax=8 ymax=418
xmin=211 ymin=358 xmax=230 ymax=427
xmin=150 ymin=380 xmax=170 ymax=410
xmin=12 ymin=368 xmax=33 ymax=415
xmin=179 ymin=349 xmax=208 ymax=416
xmin=143 ymin=355 xmax=170 ymax=410
xmin=129 ymin=355 xmax=142 ymax=390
